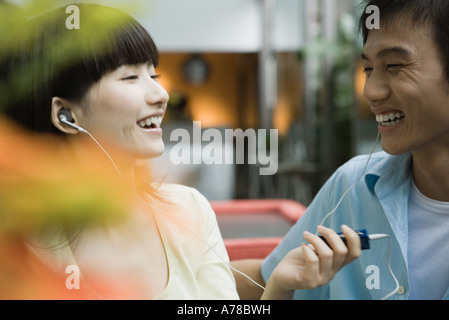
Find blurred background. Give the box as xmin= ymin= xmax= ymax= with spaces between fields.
xmin=2 ymin=0 xmax=381 ymax=206
xmin=129 ymin=0 xmax=381 ymax=205
xmin=0 ymin=0 xmax=384 ymax=297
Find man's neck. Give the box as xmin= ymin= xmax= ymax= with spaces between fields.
xmin=412 ymin=150 xmax=449 ymax=202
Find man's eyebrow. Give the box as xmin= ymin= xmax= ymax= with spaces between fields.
xmin=361 ymin=47 xmax=412 ymax=60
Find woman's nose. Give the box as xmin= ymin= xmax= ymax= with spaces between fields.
xmin=145 ymin=78 xmax=169 ymax=108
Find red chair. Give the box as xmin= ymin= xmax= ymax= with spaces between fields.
xmin=221 ymin=237 xmax=284 ymax=261
xmin=211 ymin=199 xmax=306 ymax=261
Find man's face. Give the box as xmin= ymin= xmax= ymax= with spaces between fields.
xmin=362 ymin=21 xmax=449 ymax=156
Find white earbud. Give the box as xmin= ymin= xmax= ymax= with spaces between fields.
xmin=57 ymin=109 xmax=122 ymax=177
xmin=58 ymin=109 xmax=88 ymax=133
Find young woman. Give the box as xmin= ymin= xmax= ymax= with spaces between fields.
xmin=2 ymin=3 xmax=361 ymax=299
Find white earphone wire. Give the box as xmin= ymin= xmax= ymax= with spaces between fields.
xmin=59 ymin=116 xmax=122 ymax=178
xmin=316 ymin=132 xmax=399 ymax=300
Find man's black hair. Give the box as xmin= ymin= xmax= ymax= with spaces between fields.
xmin=359 ymin=0 xmax=449 ymax=82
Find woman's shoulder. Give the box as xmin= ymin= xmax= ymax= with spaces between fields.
xmin=149 ymin=184 xmax=216 ymax=234
xmin=151 ymin=183 xmax=215 ymax=219
xmin=156 ymin=183 xmax=205 ymax=201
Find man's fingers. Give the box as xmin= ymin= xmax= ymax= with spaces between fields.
xmin=340 ymin=225 xmax=362 ymax=263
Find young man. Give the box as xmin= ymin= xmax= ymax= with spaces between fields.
xmin=238 ymin=0 xmax=449 ymax=300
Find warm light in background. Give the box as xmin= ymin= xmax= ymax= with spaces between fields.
xmin=157 ymin=52 xmax=301 ymax=133
xmin=157 ymin=53 xmax=259 ymax=130
xmin=355 ymin=61 xmax=365 ymax=101
xmin=189 ymin=95 xmax=236 ymax=128
xmin=156 ymin=72 xmax=173 ymax=95
xmin=354 ymin=60 xmax=371 ymax=118
xmin=273 ymin=98 xmax=292 ymax=136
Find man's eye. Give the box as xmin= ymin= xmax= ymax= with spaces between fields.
xmin=363 ymin=67 xmax=373 ymax=73
xmin=387 ymin=64 xmax=403 ymax=69
xmin=151 ymin=74 xmax=161 ymax=81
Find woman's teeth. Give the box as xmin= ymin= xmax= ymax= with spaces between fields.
xmin=376 ymin=112 xmax=405 ymax=127
xmin=138 ymin=116 xmax=163 ymax=129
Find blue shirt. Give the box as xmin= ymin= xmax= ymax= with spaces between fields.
xmin=262 ymin=151 xmax=449 ymax=300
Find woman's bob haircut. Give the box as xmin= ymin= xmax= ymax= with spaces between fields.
xmin=3 ymin=3 xmax=159 ymax=135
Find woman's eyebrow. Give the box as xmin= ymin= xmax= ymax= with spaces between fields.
xmin=362 ymin=46 xmax=412 ymax=61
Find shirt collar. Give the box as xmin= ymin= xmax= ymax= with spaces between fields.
xmin=364 ymin=152 xmax=413 ymax=197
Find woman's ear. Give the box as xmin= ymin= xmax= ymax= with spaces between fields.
xmin=51 ymin=97 xmax=82 ymax=134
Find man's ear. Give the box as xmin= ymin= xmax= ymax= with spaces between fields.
xmin=51 ymin=97 xmax=82 ymax=134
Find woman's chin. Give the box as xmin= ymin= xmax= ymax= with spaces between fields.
xmin=135 ymin=145 xmax=165 ymax=160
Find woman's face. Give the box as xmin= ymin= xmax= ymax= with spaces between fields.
xmin=76 ymin=63 xmax=169 ymax=160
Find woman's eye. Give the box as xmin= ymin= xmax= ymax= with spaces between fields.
xmin=363 ymin=67 xmax=373 ymax=73
xmin=151 ymin=74 xmax=161 ymax=81
xmin=123 ymin=75 xmax=138 ymax=81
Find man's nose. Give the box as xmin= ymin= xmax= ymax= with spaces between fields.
xmin=363 ymin=71 xmax=391 ymax=105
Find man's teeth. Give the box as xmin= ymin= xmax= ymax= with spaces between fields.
xmin=376 ymin=112 xmax=405 ymax=127
xmin=138 ymin=116 xmax=163 ymax=128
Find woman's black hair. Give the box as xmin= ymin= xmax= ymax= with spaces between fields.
xmin=2 ymin=3 xmax=159 ymax=134
xmin=358 ymin=0 xmax=449 ymax=82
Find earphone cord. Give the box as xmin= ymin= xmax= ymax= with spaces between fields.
xmin=84 ymin=125 xmax=397 ymax=299
xmin=81 ymin=130 xmax=123 ymax=178
xmin=63 ymin=121 xmax=263 ymax=294
xmin=143 ymin=199 xmax=267 ymax=292
xmin=80 ymin=127 xmax=265 ymax=291
xmin=317 ymin=132 xmax=380 ymax=230
xmin=380 ymin=235 xmax=400 ymax=300
xmin=317 ymin=132 xmax=399 ymax=300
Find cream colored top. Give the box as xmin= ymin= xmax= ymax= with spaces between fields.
xmin=29 ymin=184 xmax=239 ymax=300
